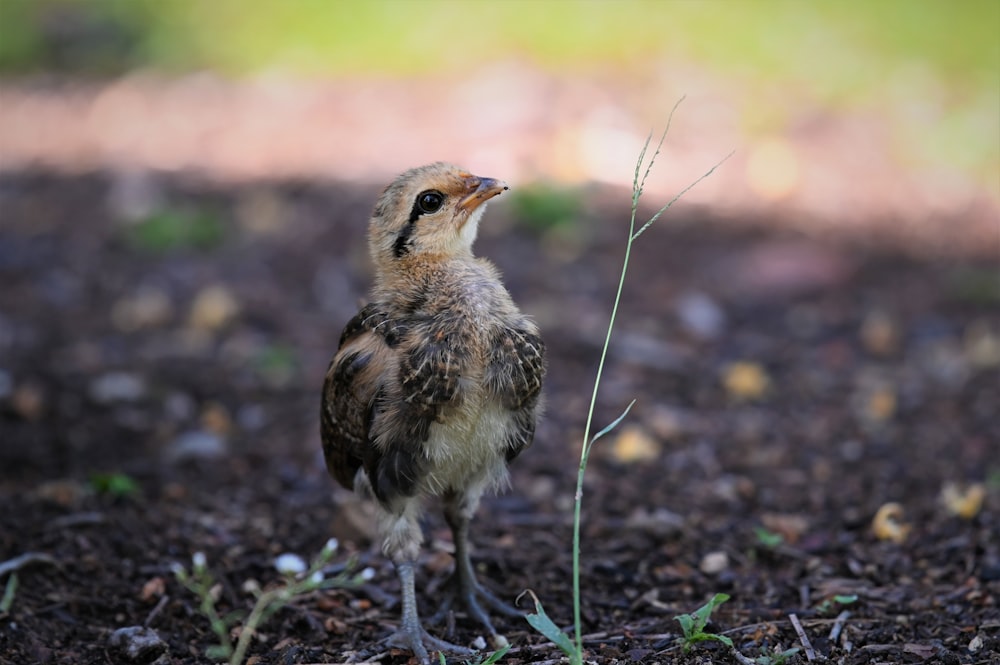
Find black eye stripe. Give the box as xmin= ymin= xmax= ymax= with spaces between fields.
xmin=396 ymin=190 xmax=445 ymax=258
xmin=393 ymin=224 xmax=414 ymax=258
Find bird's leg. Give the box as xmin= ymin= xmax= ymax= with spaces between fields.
xmin=379 ymin=504 xmax=473 ymax=664
xmin=387 ymin=561 xmax=473 ymax=663
xmin=430 ymin=490 xmax=523 ymax=646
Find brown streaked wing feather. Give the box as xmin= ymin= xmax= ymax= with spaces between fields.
xmin=321 ymin=306 xmax=399 ymax=489
xmin=397 ymin=321 xmax=469 ymax=411
xmin=487 ymin=327 xmax=546 ymax=410
xmin=486 ymin=326 xmax=547 ymax=460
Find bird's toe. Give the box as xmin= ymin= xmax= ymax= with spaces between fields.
xmin=385 ymin=625 xmax=474 ymax=664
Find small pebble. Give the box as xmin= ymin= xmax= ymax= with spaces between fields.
xmin=626 ymin=507 xmax=685 ymax=537
xmin=90 ymin=372 xmax=146 ymax=404
xmin=111 ymin=288 xmax=173 ymax=331
xmin=699 ymin=550 xmax=729 ymax=575
xmin=860 ymin=310 xmax=899 ymax=356
xmin=11 ymin=382 xmax=45 ymax=420
xmin=164 ymin=430 xmax=227 ymax=462
xmin=237 ymin=403 xmax=266 ymax=431
xmin=610 ymin=425 xmax=661 ymax=463
xmin=722 ymin=361 xmax=770 ymax=401
xmin=189 ymin=285 xmax=240 ymax=331
xmin=676 ymin=291 xmax=725 ymax=339
xmin=164 ymin=392 xmax=196 ymax=422
xmin=108 ymin=626 xmax=167 ymax=663
xmin=965 ymin=322 xmax=1000 ymax=368
xmin=646 ymin=404 xmax=693 ymax=440
xmin=200 ymin=402 xmax=232 ymax=435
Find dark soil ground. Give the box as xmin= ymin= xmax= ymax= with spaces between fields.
xmin=1 ymin=171 xmax=998 ymax=665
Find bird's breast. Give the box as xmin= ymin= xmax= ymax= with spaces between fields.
xmin=418 ymin=394 xmax=515 ymax=496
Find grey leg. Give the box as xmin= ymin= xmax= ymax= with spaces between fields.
xmin=378 ymin=503 xmax=474 ymax=663
xmin=431 ymin=490 xmax=523 ymax=645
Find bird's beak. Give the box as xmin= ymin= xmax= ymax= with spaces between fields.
xmin=458 ymin=176 xmax=508 ymax=213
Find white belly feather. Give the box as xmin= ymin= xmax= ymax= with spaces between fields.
xmin=419 ymin=395 xmax=513 ymax=497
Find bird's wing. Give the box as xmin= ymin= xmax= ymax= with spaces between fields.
xmin=320 ymin=304 xmax=403 ymax=489
xmin=397 ymin=319 xmax=469 ymax=411
xmin=485 ymin=326 xmax=547 ymax=460
xmin=323 ymin=306 xmax=473 ymax=505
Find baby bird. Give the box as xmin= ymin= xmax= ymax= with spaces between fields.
xmin=321 ymin=163 xmax=546 ymax=662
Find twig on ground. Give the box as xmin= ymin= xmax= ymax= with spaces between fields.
xmin=45 ymin=512 xmax=107 ymax=530
xmin=325 ymin=654 xmax=390 ymax=665
xmin=789 ymin=613 xmax=816 ymax=661
xmin=730 ymin=647 xmax=757 ymax=665
xmin=143 ymin=594 xmax=170 ymax=627
xmin=0 ymin=552 xmax=59 ymax=577
xmin=829 ymin=609 xmax=851 ymax=643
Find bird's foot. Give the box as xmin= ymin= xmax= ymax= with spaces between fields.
xmin=385 ymin=624 xmax=474 ymax=665
xmin=429 ymin=573 xmax=523 ymax=641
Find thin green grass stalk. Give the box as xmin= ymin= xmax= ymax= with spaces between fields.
xmin=570 ymin=98 xmax=732 ymax=660
xmin=524 ymin=99 xmax=731 ymax=663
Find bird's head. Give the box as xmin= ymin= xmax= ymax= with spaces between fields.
xmin=368 ymin=162 xmax=508 ymax=268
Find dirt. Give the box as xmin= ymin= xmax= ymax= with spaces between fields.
xmin=1 ymin=170 xmax=998 ymax=665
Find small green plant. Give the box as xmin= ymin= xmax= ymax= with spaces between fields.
xmin=814 ymin=593 xmax=857 ymax=615
xmin=674 ymin=593 xmax=734 ymax=653
xmin=753 ymin=526 xmax=784 ymax=549
xmin=89 ymin=472 xmax=140 ymax=499
xmin=126 ymin=208 xmax=226 ymax=252
xmin=755 ymin=646 xmax=800 ymax=664
xmin=172 ymin=539 xmax=371 ymax=664
xmin=522 ymin=99 xmax=732 ymax=664
xmin=0 ymin=572 xmax=18 ymax=613
xmin=254 ymin=343 xmax=300 ymax=387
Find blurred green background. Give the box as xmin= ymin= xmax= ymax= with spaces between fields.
xmin=1 ymin=0 xmax=997 ymax=192
xmin=1 ymin=0 xmax=996 ymax=86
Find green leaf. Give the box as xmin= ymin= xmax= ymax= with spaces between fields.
xmin=675 ymin=612 xmax=695 ymax=636
xmin=674 ymin=593 xmax=732 ymax=651
xmin=476 ymin=644 xmax=511 ymax=665
xmin=753 ymin=526 xmax=784 ymax=549
xmin=523 ymin=592 xmax=577 ymax=657
xmin=588 ymin=399 xmax=637 ymax=448
xmin=691 ymin=592 xmax=729 ymax=629
xmin=0 ymin=572 xmax=18 ymax=613
xmin=89 ymin=472 xmax=140 ymax=498
xmin=205 ymin=644 xmax=232 ymax=661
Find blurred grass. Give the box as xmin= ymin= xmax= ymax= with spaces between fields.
xmin=125 ymin=208 xmax=226 ymax=253
xmin=1 ymin=0 xmax=995 ymax=89
xmin=509 ymin=183 xmax=584 ymax=231
xmin=0 ymin=0 xmax=997 ymax=188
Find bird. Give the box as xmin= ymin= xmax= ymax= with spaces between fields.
xmin=320 ymin=162 xmax=546 ymax=662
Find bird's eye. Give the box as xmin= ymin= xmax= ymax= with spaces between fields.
xmin=417 ymin=191 xmax=444 ymax=214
